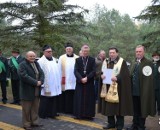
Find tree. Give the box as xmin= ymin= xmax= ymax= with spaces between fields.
xmin=0 ymin=0 xmax=87 ymax=56
xmin=81 ymin=5 xmax=140 ymax=61
xmin=136 ymin=0 xmax=160 ymax=52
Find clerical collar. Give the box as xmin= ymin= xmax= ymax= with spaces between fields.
xmin=109 ymin=57 xmax=119 ymax=64
xmin=66 ymin=54 xmax=74 ymax=57
xmin=45 ymin=56 xmax=53 ymax=61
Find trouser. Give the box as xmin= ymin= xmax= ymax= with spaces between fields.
xmin=155 ymin=90 xmax=160 ymax=112
xmin=94 ymin=79 xmax=99 ymax=101
xmin=21 ymin=97 xmax=39 ymax=128
xmin=133 ymin=96 xmax=146 ymax=130
xmin=11 ymin=79 xmax=20 ymax=102
xmin=0 ymin=80 xmax=7 ymax=101
xmin=108 ymin=115 xmax=124 ymax=129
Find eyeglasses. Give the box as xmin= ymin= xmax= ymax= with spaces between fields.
xmin=45 ymin=51 xmax=52 ymax=53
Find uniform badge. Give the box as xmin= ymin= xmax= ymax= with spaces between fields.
xmin=142 ymin=66 xmax=152 ymax=76
xmin=158 ymin=66 xmax=160 ymax=73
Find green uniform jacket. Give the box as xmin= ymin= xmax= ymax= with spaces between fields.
xmin=18 ymin=59 xmax=44 ymax=101
xmin=130 ymin=57 xmax=156 ymax=117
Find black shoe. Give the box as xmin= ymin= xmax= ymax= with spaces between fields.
xmin=2 ymin=100 xmax=7 ymax=104
xmin=17 ymin=102 xmax=21 ymax=105
xmin=127 ymin=125 xmax=138 ymax=130
xmin=10 ymin=101 xmax=17 ymax=104
xmin=103 ymin=125 xmax=115 ymax=129
xmin=23 ymin=127 xmax=32 ymax=130
xmin=74 ymin=116 xmax=81 ymax=120
xmin=31 ymin=124 xmax=43 ymax=127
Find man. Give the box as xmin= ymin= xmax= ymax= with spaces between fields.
xmin=100 ymin=47 xmax=133 ymax=130
xmin=129 ymin=45 xmax=155 ymax=130
xmin=38 ymin=45 xmax=61 ymax=119
xmin=58 ymin=43 xmax=78 ymax=114
xmin=9 ymin=48 xmax=24 ymax=105
xmin=0 ymin=49 xmax=8 ymax=104
xmin=95 ymin=50 xmax=106 ymax=101
xmin=74 ymin=44 xmax=96 ymax=120
xmin=18 ymin=51 xmax=44 ymax=130
xmin=152 ymin=52 xmax=160 ymax=115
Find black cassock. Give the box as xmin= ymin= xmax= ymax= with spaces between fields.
xmin=73 ymin=56 xmax=96 ymax=119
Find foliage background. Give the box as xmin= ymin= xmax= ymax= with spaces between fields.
xmin=0 ymin=0 xmax=159 ymax=62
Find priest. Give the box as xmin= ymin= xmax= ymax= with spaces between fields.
xmin=73 ymin=44 xmax=96 ymax=120
xmin=58 ymin=43 xmax=78 ymax=114
xmin=38 ymin=45 xmax=61 ymax=119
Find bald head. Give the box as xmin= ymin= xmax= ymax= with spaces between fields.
xmin=81 ymin=44 xmax=90 ymax=57
xmin=26 ymin=51 xmax=36 ymax=63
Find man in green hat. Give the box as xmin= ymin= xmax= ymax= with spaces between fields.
xmin=8 ymin=48 xmax=25 ymax=105
xmin=0 ymin=49 xmax=8 ymax=104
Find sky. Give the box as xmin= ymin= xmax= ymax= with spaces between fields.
xmin=0 ymin=0 xmax=152 ymax=18
xmin=66 ymin=0 xmax=152 ymax=18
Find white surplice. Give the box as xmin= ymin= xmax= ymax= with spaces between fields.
xmin=58 ymin=54 xmax=78 ymax=90
xmin=38 ymin=55 xmax=61 ymax=96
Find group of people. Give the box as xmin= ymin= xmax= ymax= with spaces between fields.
xmin=98 ymin=45 xmax=157 ymax=130
xmin=0 ymin=44 xmax=159 ymax=130
xmin=0 ymin=48 xmax=25 ymax=105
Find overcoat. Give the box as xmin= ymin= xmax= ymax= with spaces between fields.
xmin=130 ymin=57 xmax=156 ymax=117
xmin=18 ymin=59 xmax=44 ymax=101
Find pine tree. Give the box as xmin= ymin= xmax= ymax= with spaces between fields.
xmin=0 ymin=0 xmax=87 ymax=55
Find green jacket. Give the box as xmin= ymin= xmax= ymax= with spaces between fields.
xmin=18 ymin=59 xmax=44 ymax=101
xmin=130 ymin=57 xmax=156 ymax=117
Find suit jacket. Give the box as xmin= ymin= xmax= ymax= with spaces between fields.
xmin=8 ymin=55 xmax=25 ymax=80
xmin=0 ymin=56 xmax=9 ymax=81
xmin=18 ymin=59 xmax=44 ymax=101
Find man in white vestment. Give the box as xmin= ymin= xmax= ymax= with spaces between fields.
xmin=58 ymin=42 xmax=78 ymax=114
xmin=38 ymin=45 xmax=61 ymax=119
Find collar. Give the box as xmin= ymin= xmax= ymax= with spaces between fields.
xmin=66 ymin=54 xmax=74 ymax=57
xmin=45 ymin=56 xmax=53 ymax=61
xmin=109 ymin=56 xmax=119 ymax=64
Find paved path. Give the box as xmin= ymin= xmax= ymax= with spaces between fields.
xmin=0 ymin=102 xmax=160 ymax=130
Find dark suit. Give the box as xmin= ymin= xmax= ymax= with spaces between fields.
xmin=18 ymin=59 xmax=44 ymax=128
xmin=0 ymin=55 xmax=9 ymax=103
xmin=8 ymin=55 xmax=25 ymax=104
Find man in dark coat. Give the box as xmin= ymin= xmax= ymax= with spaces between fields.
xmin=100 ymin=47 xmax=133 ymax=130
xmin=74 ymin=44 xmax=96 ymax=120
xmin=95 ymin=50 xmax=106 ymax=101
xmin=152 ymin=52 xmax=160 ymax=115
xmin=9 ymin=48 xmax=25 ymax=105
xmin=0 ymin=49 xmax=8 ymax=104
xmin=129 ymin=45 xmax=156 ymax=130
xmin=18 ymin=51 xmax=44 ymax=130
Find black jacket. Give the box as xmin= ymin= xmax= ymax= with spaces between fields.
xmin=0 ymin=56 xmax=9 ymax=80
xmin=18 ymin=59 xmax=44 ymax=101
xmin=8 ymin=55 xmax=25 ymax=80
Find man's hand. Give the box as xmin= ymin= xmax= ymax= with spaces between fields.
xmin=111 ymin=76 xmax=117 ymax=82
xmin=37 ymin=81 xmax=42 ymax=86
xmin=81 ymin=77 xmax=87 ymax=84
xmin=101 ymin=74 xmax=106 ymax=79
